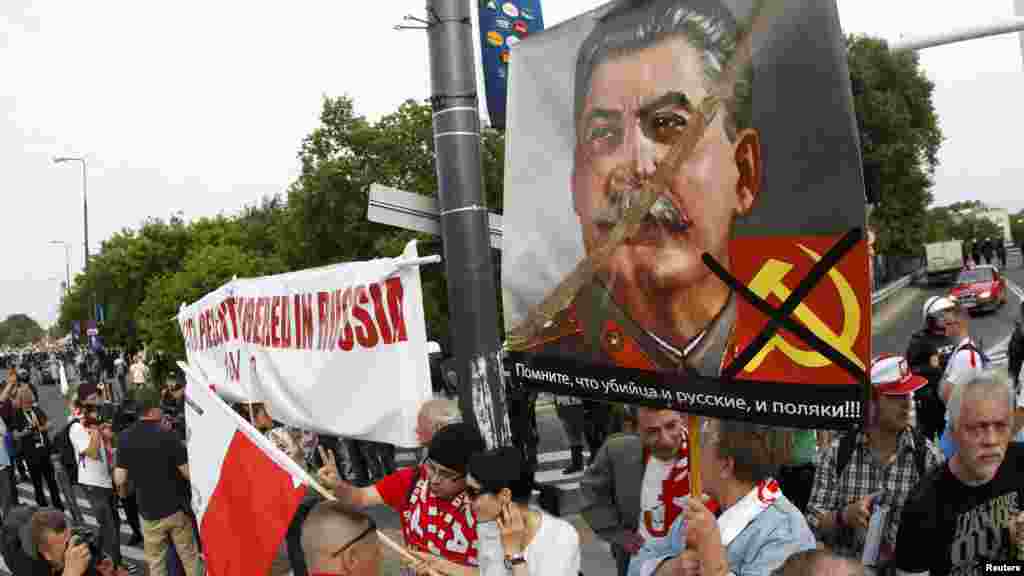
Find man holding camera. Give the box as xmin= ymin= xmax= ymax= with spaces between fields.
xmin=68 ymin=398 xmax=124 ymax=572
xmin=114 ymin=388 xmax=199 ymax=576
xmin=27 ymin=508 xmax=127 ymax=576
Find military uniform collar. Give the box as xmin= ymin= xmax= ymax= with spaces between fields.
xmin=576 ymin=279 xmax=735 ymax=375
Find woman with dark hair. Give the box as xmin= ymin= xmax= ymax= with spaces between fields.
xmin=466 ymin=446 xmax=580 ymax=575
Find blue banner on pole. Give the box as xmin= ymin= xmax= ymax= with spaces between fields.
xmin=478 ymin=0 xmax=544 ymax=129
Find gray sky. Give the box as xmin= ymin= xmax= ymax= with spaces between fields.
xmin=2 ymin=0 xmax=1022 ymax=329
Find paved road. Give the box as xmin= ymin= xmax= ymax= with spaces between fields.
xmin=872 ymin=267 xmax=1024 ymax=361
xmin=5 ymin=266 xmax=1022 ymax=576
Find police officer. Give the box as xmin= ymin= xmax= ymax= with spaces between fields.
xmin=905 ymin=295 xmax=956 ymax=442
xmin=1009 ymin=301 xmax=1023 ymax=393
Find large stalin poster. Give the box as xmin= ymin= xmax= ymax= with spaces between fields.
xmin=501 ymin=0 xmax=870 ymax=429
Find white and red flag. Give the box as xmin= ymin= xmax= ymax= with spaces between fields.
xmin=181 ymin=362 xmax=308 ymax=576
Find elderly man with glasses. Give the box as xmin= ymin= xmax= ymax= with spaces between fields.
xmin=318 ymin=422 xmax=485 ymax=575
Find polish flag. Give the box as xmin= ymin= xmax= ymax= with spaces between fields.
xmin=182 ymin=362 xmax=308 ymax=576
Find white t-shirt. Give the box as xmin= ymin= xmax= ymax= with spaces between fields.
xmin=477 ymin=510 xmax=581 ymax=576
xmin=130 ymin=362 xmax=147 ymax=385
xmin=942 ymin=338 xmax=985 ymax=407
xmin=69 ymin=422 xmax=113 ymax=488
xmin=638 ymin=457 xmax=675 ymax=541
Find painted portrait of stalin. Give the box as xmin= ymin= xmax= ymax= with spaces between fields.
xmin=520 ymin=0 xmax=760 ymax=378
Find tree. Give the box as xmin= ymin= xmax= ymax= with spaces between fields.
xmin=925 ymin=200 xmax=1011 ymax=250
xmin=57 ymin=215 xmax=193 ymax=349
xmin=848 ymin=36 xmax=943 ymax=257
xmin=0 ymin=314 xmax=45 ymax=348
xmin=56 ymin=197 xmax=290 ymax=351
xmin=54 ymin=96 xmax=507 ymax=360
xmin=280 ymin=96 xmax=505 ymax=347
xmin=136 ymin=244 xmax=286 ymax=363
xmin=1011 ymin=209 xmax=1024 ymax=248
xmin=949 ymin=214 xmax=1003 ymax=248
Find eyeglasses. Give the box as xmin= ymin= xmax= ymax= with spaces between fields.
xmin=426 ymin=459 xmax=463 ymax=482
xmin=463 ymin=485 xmax=482 ymax=499
xmin=330 ymin=517 xmax=376 ymax=558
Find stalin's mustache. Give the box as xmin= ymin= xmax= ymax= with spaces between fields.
xmin=590 ymin=176 xmax=691 ymax=233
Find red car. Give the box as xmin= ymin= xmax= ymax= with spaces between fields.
xmin=949 ymin=264 xmax=1009 ymax=314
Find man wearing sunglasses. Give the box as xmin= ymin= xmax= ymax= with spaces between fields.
xmin=317 ymin=422 xmax=485 ymax=574
xmin=302 ymin=501 xmax=381 ymax=576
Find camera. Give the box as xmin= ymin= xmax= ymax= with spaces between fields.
xmin=67 ymin=526 xmax=102 ymax=574
xmin=82 ymin=401 xmax=137 ymax=433
xmin=69 ymin=527 xmax=100 ymax=558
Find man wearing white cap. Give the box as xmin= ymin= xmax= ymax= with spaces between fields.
xmin=808 ymin=354 xmax=943 ymax=572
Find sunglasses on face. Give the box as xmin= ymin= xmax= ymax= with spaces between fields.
xmin=330 ymin=517 xmax=376 ymax=558
xmin=426 ymin=459 xmax=463 ymax=482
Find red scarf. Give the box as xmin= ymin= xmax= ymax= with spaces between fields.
xmin=400 ymin=465 xmax=479 ymax=567
xmin=641 ymin=431 xmax=724 ymax=538
xmin=641 ymin=432 xmax=694 ymax=538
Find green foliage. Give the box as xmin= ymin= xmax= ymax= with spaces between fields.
xmin=56 ymin=95 xmax=506 ymax=360
xmin=0 ymin=314 xmax=45 ymax=348
xmin=137 ymin=244 xmax=286 ymax=360
xmin=1011 ymin=209 xmax=1024 ymax=247
xmin=279 ymin=96 xmax=504 ymax=347
xmin=848 ymin=35 xmax=943 ymax=256
xmin=924 ymin=201 xmax=1010 ymax=247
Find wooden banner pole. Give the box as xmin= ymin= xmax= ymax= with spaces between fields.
xmin=688 ymin=414 xmax=702 ymax=498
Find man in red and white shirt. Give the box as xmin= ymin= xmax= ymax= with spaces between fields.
xmin=318 ymin=422 xmax=485 ymax=573
xmin=581 ymin=408 xmax=711 ymax=576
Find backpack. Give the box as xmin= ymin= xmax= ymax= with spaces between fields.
xmin=53 ymin=419 xmax=80 ymax=485
xmin=835 ymin=428 xmax=929 ymax=480
xmin=957 ymin=341 xmax=992 ymax=370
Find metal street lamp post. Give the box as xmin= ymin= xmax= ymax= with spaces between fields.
xmin=52 ymin=156 xmax=89 ymax=271
xmin=891 ymin=15 xmax=1024 ymax=52
xmin=49 ymin=241 xmax=71 ymax=296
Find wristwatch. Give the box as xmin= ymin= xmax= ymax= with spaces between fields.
xmin=504 ymin=554 xmax=526 ymax=570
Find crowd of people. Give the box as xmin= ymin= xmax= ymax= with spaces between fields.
xmin=0 ymin=297 xmax=1020 ymax=576
xmin=277 ymin=294 xmax=1022 ymax=576
xmin=295 ymin=294 xmax=1024 ymax=576
xmin=962 ymin=238 xmax=1010 ymax=270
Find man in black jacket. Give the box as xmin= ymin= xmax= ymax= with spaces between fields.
xmin=981 ymin=238 xmax=994 ymax=264
xmin=1009 ymin=301 xmax=1023 ymax=391
xmin=905 ymin=296 xmax=956 ymax=442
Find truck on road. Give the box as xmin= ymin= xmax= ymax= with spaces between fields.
xmin=925 ymin=240 xmax=964 ymax=285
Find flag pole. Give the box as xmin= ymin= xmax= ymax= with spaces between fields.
xmin=688 ymin=415 xmax=702 ymax=497
xmin=303 ymin=479 xmax=447 ymax=576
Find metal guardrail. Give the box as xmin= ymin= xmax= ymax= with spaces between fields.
xmin=871 ymin=268 xmax=924 ymax=306
xmin=1007 ymin=247 xmax=1023 ymax=269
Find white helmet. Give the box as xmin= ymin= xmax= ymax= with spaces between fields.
xmin=923 ymin=296 xmax=957 ymax=324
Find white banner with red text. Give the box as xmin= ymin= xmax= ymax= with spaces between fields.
xmin=177 ymin=240 xmax=433 ymax=447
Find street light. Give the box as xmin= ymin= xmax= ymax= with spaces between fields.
xmin=52 ymin=156 xmax=89 ymax=271
xmin=49 ymin=240 xmax=71 ymax=296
